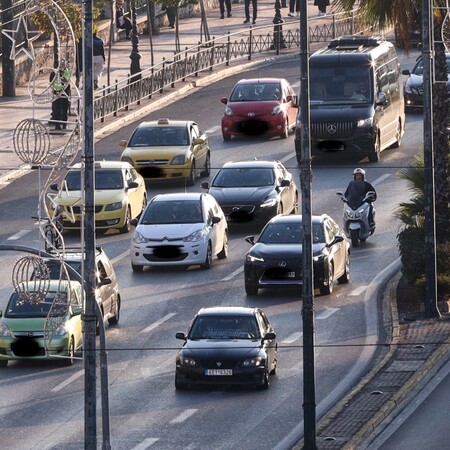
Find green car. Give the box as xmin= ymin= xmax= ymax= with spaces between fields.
xmin=0 ymin=280 xmax=84 ymax=367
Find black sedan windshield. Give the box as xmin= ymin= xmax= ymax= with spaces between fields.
xmin=189 ymin=315 xmax=260 ymax=339
xmin=213 ymin=168 xmax=274 ymax=188
xmin=259 ymin=222 xmax=325 ymax=244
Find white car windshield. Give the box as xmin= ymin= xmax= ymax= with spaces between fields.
xmin=141 ymin=200 xmax=203 ymax=224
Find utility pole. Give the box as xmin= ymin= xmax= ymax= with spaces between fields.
xmin=82 ymin=0 xmax=98 ymax=448
xmin=299 ymin=0 xmax=316 ymax=447
xmin=1 ymin=0 xmax=16 ymax=97
xmin=422 ymin=0 xmax=440 ymax=318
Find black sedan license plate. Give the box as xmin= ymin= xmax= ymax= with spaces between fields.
xmin=205 ymin=369 xmax=233 ymax=376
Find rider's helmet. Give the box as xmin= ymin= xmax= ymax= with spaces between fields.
xmin=353 ymin=168 xmax=365 ymax=181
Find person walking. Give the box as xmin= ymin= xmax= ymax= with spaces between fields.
xmin=49 ymin=59 xmax=71 ymax=131
xmin=165 ymin=6 xmax=177 ymax=28
xmin=314 ymin=0 xmax=330 ymax=16
xmin=244 ymin=0 xmax=257 ymax=24
xmin=219 ymin=0 xmax=232 ymax=19
xmin=116 ymin=0 xmax=133 ymax=39
xmin=287 ymin=0 xmax=299 ymax=17
xmin=92 ymin=31 xmax=106 ymax=90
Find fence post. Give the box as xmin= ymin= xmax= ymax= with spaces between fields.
xmin=160 ymin=59 xmax=165 ymax=93
xmin=182 ymin=47 xmax=188 ymax=82
xmin=248 ymin=27 xmax=253 ymax=60
xmin=172 ymin=53 xmax=177 ymax=88
xmin=226 ymin=32 xmax=231 ymax=66
xmin=195 ymin=43 xmax=201 ymax=77
xmin=210 ymin=39 xmax=215 ymax=71
xmin=113 ymin=81 xmax=119 ymax=117
xmin=350 ymin=10 xmax=355 ymax=36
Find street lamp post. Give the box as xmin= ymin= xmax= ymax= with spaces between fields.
xmin=129 ymin=1 xmax=142 ymax=81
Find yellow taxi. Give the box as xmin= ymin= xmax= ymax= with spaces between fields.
xmin=49 ymin=160 xmax=147 ymax=233
xmin=119 ymin=118 xmax=211 ymax=186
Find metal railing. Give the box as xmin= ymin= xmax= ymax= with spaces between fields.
xmin=94 ymin=9 xmax=374 ymax=122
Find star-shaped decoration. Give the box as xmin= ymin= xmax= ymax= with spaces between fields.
xmin=1 ymin=14 xmax=42 ymax=61
xmin=46 ymin=188 xmax=78 ymax=225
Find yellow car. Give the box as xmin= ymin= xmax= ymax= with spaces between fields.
xmin=50 ymin=160 xmax=147 ymax=233
xmin=119 ymin=118 xmax=211 ymax=186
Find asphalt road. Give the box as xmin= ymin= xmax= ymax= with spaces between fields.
xmin=0 ymin=57 xmax=425 ymax=449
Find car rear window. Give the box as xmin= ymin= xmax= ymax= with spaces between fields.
xmin=129 ymin=126 xmax=189 ymax=146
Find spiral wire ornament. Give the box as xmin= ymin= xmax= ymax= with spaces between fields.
xmin=13 ymin=118 xmax=51 ymax=165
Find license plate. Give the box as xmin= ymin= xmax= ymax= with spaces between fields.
xmin=205 ymin=369 xmax=233 ymax=376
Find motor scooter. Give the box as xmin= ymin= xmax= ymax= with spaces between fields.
xmin=336 ymin=191 xmax=376 ymax=247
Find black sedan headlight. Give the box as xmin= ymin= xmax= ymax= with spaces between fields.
xmin=241 ymin=356 xmax=263 ymax=367
xmin=246 ymin=254 xmax=264 ymax=264
xmin=177 ymin=355 xmax=197 ymax=366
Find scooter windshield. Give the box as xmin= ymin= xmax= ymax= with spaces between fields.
xmin=346 ymin=181 xmax=366 ymax=209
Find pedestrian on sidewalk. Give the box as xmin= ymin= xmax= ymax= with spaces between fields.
xmin=49 ymin=59 xmax=71 ymax=131
xmin=165 ymin=6 xmax=177 ymax=28
xmin=116 ymin=0 xmax=133 ymax=39
xmin=287 ymin=0 xmax=299 ymax=17
xmin=219 ymin=0 xmax=232 ymax=19
xmin=314 ymin=0 xmax=329 ymax=16
xmin=244 ymin=0 xmax=257 ymax=24
xmin=93 ymin=31 xmax=106 ymax=90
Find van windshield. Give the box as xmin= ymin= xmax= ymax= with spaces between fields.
xmin=309 ymin=65 xmax=373 ymax=105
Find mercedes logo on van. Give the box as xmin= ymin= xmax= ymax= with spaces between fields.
xmin=327 ymin=123 xmax=337 ymax=134
xmin=247 ymin=112 xmax=255 ymax=117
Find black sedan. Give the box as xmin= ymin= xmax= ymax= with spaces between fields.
xmin=402 ymin=54 xmax=450 ymax=111
xmin=244 ymin=214 xmax=350 ymax=296
xmin=201 ymin=160 xmax=298 ymax=224
xmin=175 ymin=306 xmax=277 ymax=390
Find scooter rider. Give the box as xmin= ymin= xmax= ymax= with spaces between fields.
xmin=344 ymin=168 xmax=377 ymax=227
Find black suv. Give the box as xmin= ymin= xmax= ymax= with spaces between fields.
xmin=32 ymin=247 xmax=121 ymax=329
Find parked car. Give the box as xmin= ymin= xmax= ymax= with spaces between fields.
xmin=130 ymin=192 xmax=228 ymax=271
xmin=49 ymin=160 xmax=147 ymax=234
xmin=220 ymin=78 xmax=298 ymax=140
xmin=0 ymin=280 xmax=84 ymax=366
xmin=402 ymin=54 xmax=450 ymax=111
xmin=175 ymin=306 xmax=277 ymax=390
xmin=31 ymin=247 xmax=121 ymax=331
xmin=119 ymin=118 xmax=211 ymax=186
xmin=201 ymin=160 xmax=298 ymax=224
xmin=244 ymin=214 xmax=350 ymax=296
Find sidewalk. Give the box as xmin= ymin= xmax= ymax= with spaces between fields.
xmin=0 ymin=0 xmax=321 ymax=186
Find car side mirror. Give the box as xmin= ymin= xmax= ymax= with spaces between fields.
xmin=200 ymin=181 xmax=210 ymax=190
xmin=401 ymin=69 xmax=411 ymax=76
xmin=291 ymin=94 xmax=299 ymax=108
xmin=211 ymin=216 xmax=221 ymax=224
xmin=262 ymin=331 xmax=276 ymax=341
xmin=127 ymin=181 xmax=139 ymax=190
xmin=70 ymin=305 xmax=83 ymax=316
xmin=98 ymin=276 xmax=112 ymax=288
xmin=130 ymin=218 xmax=139 ymax=227
xmin=376 ymin=92 xmax=387 ymax=106
xmin=245 ymin=235 xmax=255 ymax=245
xmin=328 ymin=235 xmax=344 ymax=247
xmin=176 ymin=332 xmax=187 ymax=340
xmin=280 ymin=179 xmax=290 ymax=187
xmin=193 ymin=138 xmax=205 ymax=145
xmin=50 ymin=182 xmax=58 ymax=191
xmin=0 ymin=310 xmax=3 ymax=318
xmin=118 ymin=140 xmax=128 ymax=148
xmin=220 ymin=97 xmax=228 ymax=105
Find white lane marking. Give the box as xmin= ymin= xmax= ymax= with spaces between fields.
xmin=281 ymin=331 xmax=302 ymax=344
xmin=205 ymin=125 xmax=221 ymax=134
xmin=141 ymin=357 xmax=173 ymax=378
xmin=372 ymin=173 xmax=390 ymax=185
xmin=7 ymin=230 xmax=32 ymax=240
xmin=316 ymin=307 xmax=339 ymax=320
xmin=110 ymin=249 xmax=130 ymax=265
xmin=170 ymin=408 xmax=198 ymax=424
xmin=130 ymin=438 xmax=159 ymax=450
xmin=222 ymin=266 xmax=243 ymax=281
xmin=141 ymin=313 xmax=177 ymax=334
xmin=291 ymin=81 xmax=300 ymax=88
xmin=349 ymin=286 xmax=366 ymax=296
xmin=51 ymin=369 xmax=84 ymax=393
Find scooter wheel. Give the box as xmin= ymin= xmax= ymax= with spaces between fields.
xmin=350 ymin=229 xmax=359 ymax=248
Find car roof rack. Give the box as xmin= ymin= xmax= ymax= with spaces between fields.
xmin=327 ymin=35 xmax=383 ymax=50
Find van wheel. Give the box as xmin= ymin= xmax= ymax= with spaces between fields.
xmin=187 ymin=161 xmax=196 ymax=186
xmin=391 ymin=120 xmax=402 ymax=148
xmin=108 ymin=297 xmax=120 ymax=325
xmin=368 ymin=134 xmax=381 ymax=162
xmin=63 ymin=337 xmax=75 ymax=366
xmin=119 ymin=207 xmax=131 ymax=234
xmin=201 ymin=153 xmax=211 ymax=177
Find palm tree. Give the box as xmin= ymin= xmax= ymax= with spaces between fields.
xmin=333 ymin=0 xmax=450 ymax=241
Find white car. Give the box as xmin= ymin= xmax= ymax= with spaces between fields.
xmin=130 ymin=193 xmax=228 ymax=271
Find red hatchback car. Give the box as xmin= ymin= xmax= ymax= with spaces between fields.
xmin=220 ymin=78 xmax=298 ymax=141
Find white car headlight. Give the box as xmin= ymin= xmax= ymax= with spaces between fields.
xmin=271 ymin=104 xmax=283 ymax=115
xmin=172 ymin=155 xmax=187 ymax=165
xmin=356 ymin=117 xmax=373 ymax=127
xmin=0 ymin=322 xmax=11 ymax=337
xmin=133 ymin=230 xmax=148 ymax=244
xmin=184 ymin=227 xmax=208 ymax=242
xmin=246 ymin=254 xmax=264 ymax=263
xmin=105 ymin=201 xmax=123 ymax=211
xmin=224 ymin=105 xmax=233 ymax=116
xmin=54 ymin=323 xmax=68 ymax=337
xmin=260 ymin=196 xmax=277 ymax=208
xmin=241 ymin=356 xmax=262 ymax=367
